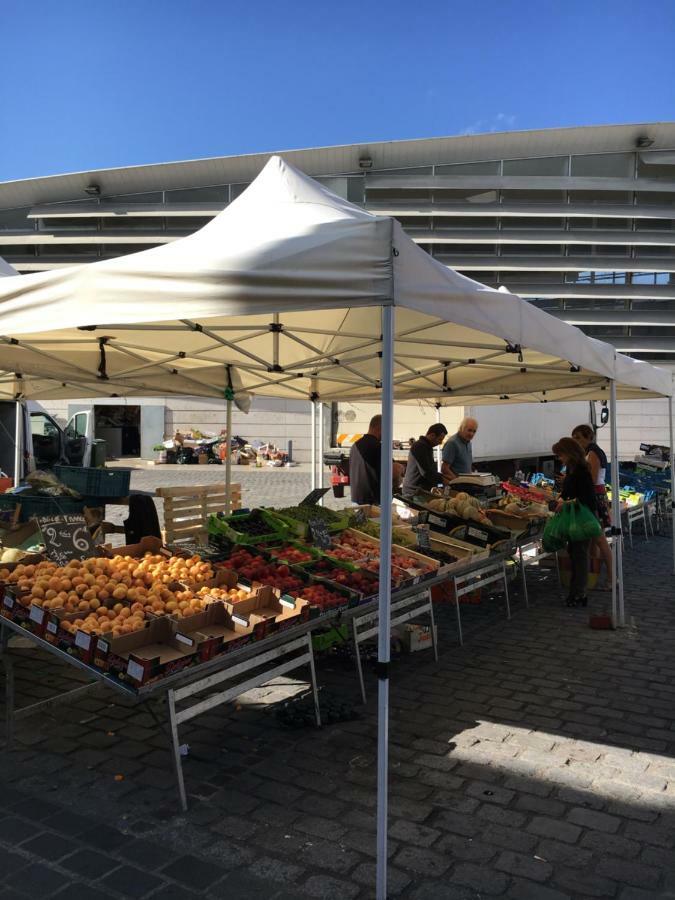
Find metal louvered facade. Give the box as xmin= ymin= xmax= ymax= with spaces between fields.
xmin=1 ymin=122 xmax=675 ymax=361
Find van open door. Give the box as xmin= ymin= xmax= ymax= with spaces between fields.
xmin=64 ymin=410 xmax=94 ymax=467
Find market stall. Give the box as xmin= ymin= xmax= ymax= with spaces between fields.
xmin=0 ymin=157 xmax=672 ymax=900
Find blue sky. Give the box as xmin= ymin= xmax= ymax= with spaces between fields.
xmin=1 ymin=0 xmax=674 ymax=181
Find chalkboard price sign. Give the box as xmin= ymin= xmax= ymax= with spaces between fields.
xmin=299 ymin=488 xmax=330 ymax=507
xmin=309 ymin=518 xmax=332 ymax=550
xmin=351 ymin=507 xmax=367 ymax=526
xmin=415 ymin=524 xmax=431 ymax=551
xmin=35 ymin=515 xmax=97 ymax=566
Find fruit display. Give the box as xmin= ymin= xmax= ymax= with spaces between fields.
xmin=351 ymin=520 xmax=417 ymax=549
xmin=307 ymin=560 xmax=379 ymax=595
xmin=297 ymin=584 xmax=350 ymax=611
xmin=218 ymin=548 xmax=306 ymax=594
xmin=275 ymin=506 xmax=345 ymax=525
xmin=216 ymin=509 xmax=281 ymax=539
xmin=493 ymin=496 xmax=551 ymax=518
xmin=264 ymin=543 xmax=315 ymax=565
xmin=424 ymin=492 xmax=492 ymax=526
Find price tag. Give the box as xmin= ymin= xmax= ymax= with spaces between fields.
xmin=96 ymin=638 xmax=110 ymax=653
xmin=299 ymin=488 xmax=330 ymax=507
xmin=36 ymin=515 xmax=97 ymax=566
xmin=46 ymin=620 xmax=58 ymax=635
xmin=3 ymin=594 xmax=14 ymax=610
xmin=415 ymin=525 xmax=431 ymax=551
xmin=428 ymin=514 xmax=445 ymax=528
xmin=351 ymin=507 xmax=368 ymax=526
xmin=232 ymin=613 xmax=249 ymax=628
xmin=279 ymin=595 xmax=296 ymax=609
xmin=174 ymin=633 xmax=194 ymax=647
xmin=468 ymin=527 xmax=489 ymax=542
xmin=309 ymin=519 xmax=331 ymax=550
xmin=74 ymin=630 xmax=92 ymax=651
xmin=29 ymin=605 xmax=45 ymax=625
xmin=126 ymin=659 xmax=145 ymax=682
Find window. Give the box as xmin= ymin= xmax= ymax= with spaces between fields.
xmin=636 ymin=191 xmax=675 ymax=207
xmin=165 ymin=217 xmax=212 ymax=233
xmin=569 ymin=190 xmax=633 ymax=205
xmin=433 ymin=189 xmax=498 ymax=204
xmin=101 ymin=217 xmax=161 ymax=231
xmin=635 ymin=218 xmax=675 ymax=231
xmin=502 ymin=217 xmax=564 ymax=230
xmin=435 ymin=161 xmax=500 ymax=175
xmin=501 ymin=244 xmax=562 ymax=256
xmin=31 ymin=414 xmax=59 ymax=438
xmin=501 ymin=190 xmax=566 ymax=204
xmin=38 ymin=217 xmax=98 ymax=232
xmin=0 ymin=208 xmax=34 ymax=230
xmin=529 ymin=298 xmax=563 ymax=311
xmin=165 ymin=185 xmax=230 ymax=203
xmin=104 ymin=191 xmax=163 ymax=205
xmin=503 ymin=157 xmax=568 ymax=176
xmin=571 ymin=153 xmax=634 ymax=178
xmin=637 ymin=152 xmax=675 ymax=180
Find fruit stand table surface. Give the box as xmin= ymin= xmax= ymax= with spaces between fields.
xmin=0 ymin=541 xmax=520 ymax=810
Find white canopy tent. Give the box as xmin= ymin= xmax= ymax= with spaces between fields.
xmin=0 ymin=158 xmax=672 ymax=899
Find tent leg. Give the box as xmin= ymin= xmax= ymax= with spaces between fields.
xmin=13 ymin=400 xmax=22 ymax=488
xmin=310 ymin=401 xmax=317 ymax=492
xmin=376 ymin=304 xmax=394 ymax=900
xmin=609 ymin=380 xmax=624 ymax=627
xmin=319 ymin=403 xmax=325 ymax=505
xmin=669 ymin=394 xmax=675 ymax=576
xmin=435 ymin=403 xmax=442 ymax=473
xmin=225 ymin=395 xmax=233 ymax=515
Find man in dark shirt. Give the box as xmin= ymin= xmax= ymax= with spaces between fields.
xmin=402 ymin=423 xmax=448 ymax=498
xmin=349 ymin=415 xmax=383 ymax=505
xmin=349 ymin=415 xmax=404 ymax=505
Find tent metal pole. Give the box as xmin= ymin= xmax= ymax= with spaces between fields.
xmin=310 ymin=401 xmax=317 ymax=492
xmin=669 ymin=390 xmax=675 ymax=575
xmin=225 ymin=395 xmax=233 ymax=515
xmin=318 ymin=403 xmax=325 ymax=505
xmin=435 ymin=403 xmax=442 ymax=472
xmin=609 ymin=380 xmax=623 ymax=627
xmin=376 ymin=304 xmax=394 ymax=900
xmin=13 ymin=400 xmax=22 ymax=488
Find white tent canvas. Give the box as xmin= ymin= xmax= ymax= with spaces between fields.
xmin=0 ymin=157 xmax=670 ymax=403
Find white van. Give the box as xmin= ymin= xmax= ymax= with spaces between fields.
xmin=0 ymin=401 xmax=94 ymax=481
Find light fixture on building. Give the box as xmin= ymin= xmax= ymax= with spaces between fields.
xmin=358 ymin=156 xmax=373 ymax=169
xmin=635 ymin=136 xmax=654 ymax=149
xmin=84 ymin=183 xmax=101 ymax=196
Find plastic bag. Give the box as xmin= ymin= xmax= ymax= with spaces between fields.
xmin=542 ymin=507 xmax=569 ymax=552
xmin=567 ymin=501 xmax=602 ymax=542
xmin=542 ymin=501 xmax=600 ymax=551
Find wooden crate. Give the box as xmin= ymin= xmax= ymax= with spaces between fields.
xmin=156 ymin=483 xmax=242 ymax=545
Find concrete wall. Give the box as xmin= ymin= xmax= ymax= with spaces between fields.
xmin=36 ymin=387 xmax=675 ymax=464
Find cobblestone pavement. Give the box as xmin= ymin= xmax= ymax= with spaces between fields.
xmin=1 ymin=473 xmax=675 ymax=897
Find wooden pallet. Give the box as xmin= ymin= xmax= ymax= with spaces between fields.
xmin=156 ymin=483 xmax=242 ymax=545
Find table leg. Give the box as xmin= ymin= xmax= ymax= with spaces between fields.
xmin=307 ymin=635 xmax=322 ymax=727
xmin=352 ymin=620 xmax=367 ymax=705
xmin=166 ymin=690 xmax=188 ymax=813
xmin=519 ymin=545 xmax=529 ymax=608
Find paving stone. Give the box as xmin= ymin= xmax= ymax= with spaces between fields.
xmin=388 ymin=819 xmax=440 ymax=847
xmin=435 ymin=832 xmax=498 ymax=862
xmin=495 ymin=850 xmax=554 ymax=883
xmin=466 ymin=781 xmax=516 ymax=806
xmin=393 ymin=845 xmax=451 ymax=877
xmin=352 ymin=861 xmax=411 ymax=895
xmin=568 ymin=806 xmax=622 ymax=833
xmin=433 ymin=809 xmax=481 ymax=837
xmin=515 ymin=794 xmax=566 ymax=817
xmin=20 ymin=833 xmax=79 ymax=861
xmin=408 ymin=881 xmax=485 ymax=899
xmin=4 ymin=862 xmax=70 ymax=897
xmin=301 ymin=874 xmax=360 ymax=899
xmin=299 ymin=839 xmax=362 ymax=875
xmin=553 ymin=866 xmax=621 ymax=897
xmin=625 ymin=821 xmax=674 ymax=848
xmin=596 ymin=858 xmax=661 ymax=890
xmin=580 ymin=831 xmax=642 ymax=859
xmin=482 ymin=824 xmax=538 ymax=854
xmin=60 ymin=848 xmax=121 ymax=879
xmin=506 ymin=879 xmax=573 ymax=900
xmin=536 ymin=839 xmax=594 ymax=869
xmin=527 ymin=816 xmax=582 ymax=844
xmin=477 ymin=804 xmax=527 ymax=828
xmin=248 ymin=848 xmax=306 ymax=884
xmin=0 ymin=816 xmax=43 ymax=844
xmin=449 ymin=862 xmax=510 ymax=895
xmin=116 ymin=838 xmax=177 ymax=870
xmin=99 ymin=864 xmax=165 ymax=898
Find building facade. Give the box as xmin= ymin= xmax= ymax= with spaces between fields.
xmin=2 ymin=123 xmax=674 ymax=458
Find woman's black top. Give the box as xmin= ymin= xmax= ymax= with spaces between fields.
xmin=561 ymin=464 xmax=597 ymax=514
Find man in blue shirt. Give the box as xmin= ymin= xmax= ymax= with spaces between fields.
xmin=441 ymin=417 xmax=478 ymax=482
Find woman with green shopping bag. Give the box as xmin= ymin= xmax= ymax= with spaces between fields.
xmin=549 ymin=437 xmax=601 ymax=607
